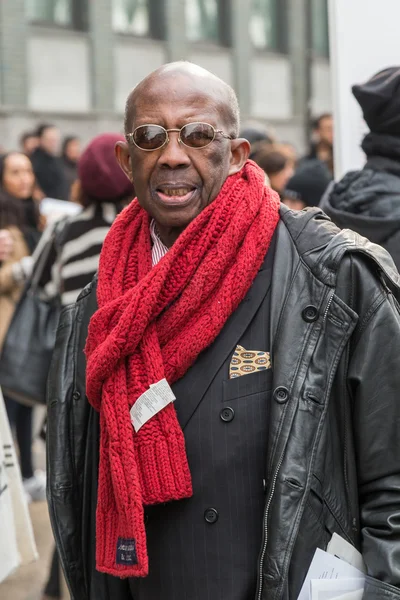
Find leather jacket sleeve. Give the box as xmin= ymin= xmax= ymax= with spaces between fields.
xmin=46 ymin=301 xmax=87 ymax=599
xmin=348 ymin=287 xmax=400 ymax=598
xmin=47 ymin=282 xmax=132 ymax=600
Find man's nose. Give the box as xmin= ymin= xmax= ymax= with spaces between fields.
xmin=158 ymin=132 xmax=191 ymax=169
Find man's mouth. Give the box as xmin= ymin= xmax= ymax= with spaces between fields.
xmin=155 ymin=185 xmax=197 ymax=204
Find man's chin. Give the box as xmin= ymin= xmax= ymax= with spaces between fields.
xmin=149 ymin=190 xmax=205 ymax=228
xmin=154 ymin=206 xmax=202 ymax=231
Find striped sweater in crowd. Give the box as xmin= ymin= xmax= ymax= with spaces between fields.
xmin=41 ymin=202 xmax=119 ymax=307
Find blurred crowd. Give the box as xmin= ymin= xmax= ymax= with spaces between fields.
xmin=243 ymin=112 xmax=334 ymax=210
xmin=0 ymin=123 xmax=82 ymax=506
xmin=20 ymin=124 xmax=81 ymax=202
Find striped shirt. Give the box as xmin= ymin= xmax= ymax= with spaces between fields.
xmin=40 ymin=208 xmax=169 ymax=307
xmin=41 ymin=203 xmax=118 ymax=306
xmin=150 ymin=219 xmax=169 ymax=266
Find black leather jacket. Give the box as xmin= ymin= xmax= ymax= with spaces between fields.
xmin=47 ymin=206 xmax=400 ymax=600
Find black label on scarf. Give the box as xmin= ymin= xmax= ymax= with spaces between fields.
xmin=116 ymin=538 xmax=138 ymax=565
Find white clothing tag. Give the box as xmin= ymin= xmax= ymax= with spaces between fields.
xmin=130 ymin=379 xmax=176 ymax=432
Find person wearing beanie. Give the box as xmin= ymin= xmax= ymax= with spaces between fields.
xmin=283 ymin=159 xmax=332 ymax=210
xmin=321 ymin=66 xmax=400 ymax=269
xmin=37 ymin=132 xmax=135 ymax=309
xmin=48 ymin=63 xmax=400 ymax=600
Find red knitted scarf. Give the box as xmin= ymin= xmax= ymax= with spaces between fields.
xmin=85 ymin=160 xmax=280 ymax=578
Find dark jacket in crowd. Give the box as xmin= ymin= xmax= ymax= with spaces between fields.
xmin=21 ymin=197 xmax=42 ymax=251
xmin=320 ymin=133 xmax=400 ymax=269
xmin=31 ymin=147 xmax=69 ymax=200
xmin=47 ymin=206 xmax=400 ymax=600
xmin=61 ymin=157 xmax=78 ymax=200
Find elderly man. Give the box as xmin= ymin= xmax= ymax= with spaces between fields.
xmin=47 ymin=63 xmax=400 ymax=600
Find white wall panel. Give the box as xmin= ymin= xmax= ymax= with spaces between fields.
xmin=188 ymin=49 xmax=233 ymax=85
xmin=250 ymin=56 xmax=292 ymax=119
xmin=114 ymin=42 xmax=165 ymax=113
xmin=312 ymin=60 xmax=332 ymax=115
xmin=28 ymin=35 xmax=91 ymax=112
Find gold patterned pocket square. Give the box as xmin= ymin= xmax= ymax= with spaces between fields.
xmin=229 ymin=345 xmax=271 ymax=379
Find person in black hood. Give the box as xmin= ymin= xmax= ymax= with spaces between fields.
xmin=320 ymin=66 xmax=400 ymax=269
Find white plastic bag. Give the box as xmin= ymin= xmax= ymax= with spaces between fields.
xmin=0 ymin=387 xmax=37 ymax=583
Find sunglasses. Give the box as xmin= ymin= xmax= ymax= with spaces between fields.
xmin=126 ymin=122 xmax=233 ymax=151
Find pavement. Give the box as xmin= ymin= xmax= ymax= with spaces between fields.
xmin=0 ymin=500 xmax=57 ymax=600
xmin=0 ymin=409 xmax=70 ymax=600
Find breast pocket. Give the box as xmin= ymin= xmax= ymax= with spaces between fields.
xmin=223 ymin=368 xmax=272 ymax=402
xmin=219 ymin=369 xmax=271 ymax=466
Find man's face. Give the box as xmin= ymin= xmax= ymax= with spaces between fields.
xmin=123 ymin=75 xmax=236 ymax=231
xmin=317 ymin=116 xmax=334 ymax=147
xmin=40 ymin=127 xmax=61 ymax=155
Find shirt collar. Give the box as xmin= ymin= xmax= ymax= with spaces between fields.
xmin=150 ymin=219 xmax=169 ymax=266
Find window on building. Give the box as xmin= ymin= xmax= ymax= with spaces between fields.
xmin=113 ymin=0 xmax=149 ymax=35
xmin=27 ymin=0 xmax=86 ymax=29
xmin=112 ymin=0 xmax=165 ymax=39
xmin=186 ymin=0 xmax=219 ymax=42
xmin=249 ymin=0 xmax=286 ymax=52
xmin=27 ymin=0 xmax=72 ymax=25
xmin=312 ymin=0 xmax=329 ymax=57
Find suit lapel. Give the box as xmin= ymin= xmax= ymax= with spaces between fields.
xmin=172 ymin=262 xmax=273 ymax=430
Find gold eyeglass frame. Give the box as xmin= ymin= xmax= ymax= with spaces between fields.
xmin=125 ymin=122 xmax=233 ymax=151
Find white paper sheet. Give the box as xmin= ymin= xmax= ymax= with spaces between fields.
xmin=310 ymin=577 xmax=364 ymax=600
xmin=327 ymin=534 xmax=366 ymax=574
xmin=331 ymin=591 xmax=364 ymax=600
xmin=40 ymin=197 xmax=81 ymax=218
xmin=298 ymin=549 xmax=365 ymax=600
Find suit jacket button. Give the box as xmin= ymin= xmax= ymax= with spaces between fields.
xmin=72 ymin=391 xmax=81 ymax=401
xmin=204 ymin=508 xmax=219 ymax=524
xmin=273 ymin=386 xmax=289 ymax=404
xmin=220 ymin=407 xmax=235 ymax=422
xmin=302 ymin=305 xmax=319 ymax=322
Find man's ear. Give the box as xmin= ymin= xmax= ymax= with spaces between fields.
xmin=115 ymin=141 xmax=133 ymax=181
xmin=228 ymin=138 xmax=251 ymax=176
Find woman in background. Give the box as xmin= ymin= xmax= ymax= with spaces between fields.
xmin=0 ymin=151 xmax=45 ymax=502
xmin=0 ymin=152 xmax=41 ymax=250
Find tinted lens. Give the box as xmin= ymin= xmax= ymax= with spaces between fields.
xmin=133 ymin=125 xmax=166 ymax=150
xmin=181 ymin=123 xmax=215 ymax=148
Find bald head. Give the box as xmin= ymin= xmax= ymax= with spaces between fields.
xmin=124 ymin=62 xmax=240 ymax=138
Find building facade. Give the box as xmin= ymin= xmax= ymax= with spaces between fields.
xmin=0 ymin=0 xmax=331 ymax=150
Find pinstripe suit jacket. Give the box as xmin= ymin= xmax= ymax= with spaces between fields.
xmin=129 ymin=242 xmax=275 ymax=600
